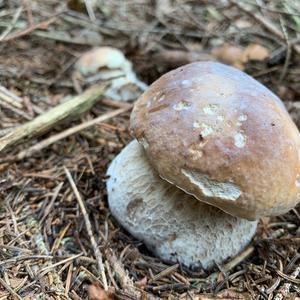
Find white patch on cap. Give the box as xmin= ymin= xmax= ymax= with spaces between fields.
xmin=203 ymin=104 xmax=218 ymax=115
xmin=237 ymin=114 xmax=248 ymax=126
xmin=193 ymin=121 xmax=201 ymax=128
xmin=217 ymin=115 xmax=224 ymax=121
xmin=194 ymin=123 xmax=214 ymax=137
xmin=181 ymin=170 xmax=242 ymax=201
xmin=234 ymin=132 xmax=246 ymax=148
xmin=295 ymin=179 xmax=300 ymax=188
xmin=181 ymin=80 xmax=192 ymax=88
xmin=201 ymin=124 xmax=214 ymax=137
xmin=188 ymin=149 xmax=203 ymax=160
xmin=157 ymin=94 xmax=165 ymax=102
xmin=173 ymin=101 xmax=191 ymax=111
xmin=238 ymin=114 xmax=247 ymax=122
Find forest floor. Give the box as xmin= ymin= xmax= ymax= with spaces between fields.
xmin=0 ymin=1 xmax=299 ymax=299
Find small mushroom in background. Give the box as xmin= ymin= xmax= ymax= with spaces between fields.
xmin=211 ymin=43 xmax=269 ymax=70
xmin=107 ymin=61 xmax=300 ymax=269
xmin=75 ymin=46 xmax=148 ymax=101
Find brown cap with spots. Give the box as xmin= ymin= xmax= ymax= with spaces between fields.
xmin=130 ymin=62 xmax=300 ymax=220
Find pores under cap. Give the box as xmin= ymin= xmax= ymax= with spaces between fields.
xmin=107 ymin=140 xmax=257 ymax=269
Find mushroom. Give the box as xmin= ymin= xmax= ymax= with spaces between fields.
xmin=130 ymin=62 xmax=300 ymax=220
xmin=107 ymin=140 xmax=258 ymax=269
xmin=107 ymin=61 xmax=300 ymax=269
xmin=75 ymin=47 xmax=148 ymax=101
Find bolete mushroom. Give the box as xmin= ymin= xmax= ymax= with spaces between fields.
xmin=106 ymin=61 xmax=300 ymax=269
xmin=107 ymin=140 xmax=258 ymax=269
xmin=130 ymin=62 xmax=300 ymax=220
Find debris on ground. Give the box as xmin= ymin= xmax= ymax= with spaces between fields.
xmin=0 ymin=1 xmax=299 ymax=299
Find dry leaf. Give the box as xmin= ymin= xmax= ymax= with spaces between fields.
xmin=8 ymin=277 xmax=26 ymax=289
xmin=87 ymin=284 xmax=113 ymax=300
xmin=242 ymin=44 xmax=269 ymax=62
xmin=212 ymin=44 xmax=244 ymax=70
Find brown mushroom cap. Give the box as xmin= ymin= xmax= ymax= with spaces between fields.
xmin=130 ymin=62 xmax=300 ymax=220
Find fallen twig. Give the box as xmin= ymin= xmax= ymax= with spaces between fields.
xmin=11 ymin=106 xmax=131 ymax=162
xmin=148 ymin=264 xmax=179 ymax=284
xmin=0 ymin=83 xmax=108 ymax=154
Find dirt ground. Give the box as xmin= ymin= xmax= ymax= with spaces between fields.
xmin=0 ymin=1 xmax=299 ymax=299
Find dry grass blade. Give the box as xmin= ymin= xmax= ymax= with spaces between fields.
xmin=0 ymin=97 xmax=32 ymax=120
xmin=0 ymin=6 xmax=23 ymax=41
xmin=64 ymin=166 xmax=108 ymax=291
xmin=39 ymin=253 xmax=83 ymax=276
xmin=0 ymin=255 xmax=53 ymax=267
xmin=148 ymin=264 xmax=179 ymax=284
xmin=1 ymin=14 xmax=58 ymax=42
xmin=207 ymin=246 xmax=254 ymax=283
xmin=274 ymin=266 xmax=300 ymax=299
xmin=230 ymin=0 xmax=300 ymax=55
xmin=0 ymin=85 xmax=23 ymax=108
xmin=275 ymin=268 xmax=300 ymax=284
